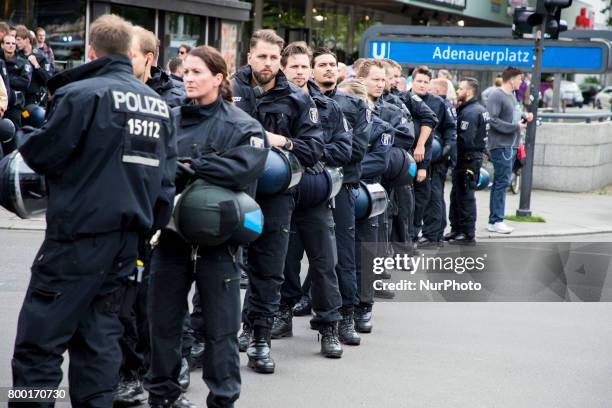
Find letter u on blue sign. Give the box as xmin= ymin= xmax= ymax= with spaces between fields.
xmin=372 ymin=42 xmax=390 ymax=59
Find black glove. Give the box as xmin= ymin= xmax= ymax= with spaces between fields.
xmin=305 ymin=161 xmax=326 ymax=175
xmin=175 ymin=160 xmax=195 ymax=193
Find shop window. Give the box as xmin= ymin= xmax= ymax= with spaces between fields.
xmin=111 ymin=5 xmax=156 ymax=33
xmin=164 ymin=12 xmax=203 ymax=61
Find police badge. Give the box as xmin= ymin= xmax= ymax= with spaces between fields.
xmin=309 ymin=108 xmax=319 ymax=123
xmin=460 ymin=121 xmax=470 ymax=131
xmin=381 ymin=133 xmax=392 ymax=145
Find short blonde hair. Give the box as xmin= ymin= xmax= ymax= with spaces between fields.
xmin=90 ymin=14 xmax=133 ymax=57
xmin=132 ymin=26 xmax=157 ymax=57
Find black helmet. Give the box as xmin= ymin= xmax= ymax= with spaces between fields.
xmin=22 ymin=104 xmax=46 ymax=128
xmin=296 ymin=166 xmax=343 ymax=209
xmin=174 ymin=179 xmax=264 ymax=246
xmin=0 ymin=118 xmax=16 ymax=159
xmin=257 ymin=148 xmax=303 ymax=195
xmin=382 ymin=147 xmax=417 ymax=187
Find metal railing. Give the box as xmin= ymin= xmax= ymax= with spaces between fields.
xmin=538 ymin=111 xmax=612 ymax=123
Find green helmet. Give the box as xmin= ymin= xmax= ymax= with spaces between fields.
xmin=174 ymin=179 xmax=264 ymax=246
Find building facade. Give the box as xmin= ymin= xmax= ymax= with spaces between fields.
xmin=1 ymin=0 xmax=251 ymax=72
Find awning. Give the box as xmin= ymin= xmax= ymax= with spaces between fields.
xmin=108 ymin=0 xmax=252 ymax=21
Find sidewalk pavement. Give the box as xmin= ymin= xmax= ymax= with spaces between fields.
xmin=1 ymin=185 xmax=611 ymax=239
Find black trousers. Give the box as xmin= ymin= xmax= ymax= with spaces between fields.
xmin=332 ymin=186 xmax=358 ymax=308
xmin=449 ymin=161 xmax=479 ymax=239
xmin=390 ymin=184 xmax=414 ymax=245
xmin=422 ymin=163 xmax=449 ymax=241
xmin=412 ymin=171 xmax=432 ymax=241
xmin=242 ymin=192 xmax=294 ymax=328
xmin=145 ymin=231 xmax=241 ymax=408
xmin=281 ymin=200 xmax=342 ymax=325
xmin=12 ymin=231 xmax=139 ymax=408
xmin=355 ymin=215 xmax=379 ymax=306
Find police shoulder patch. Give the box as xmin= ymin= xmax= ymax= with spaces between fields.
xmin=482 ymin=111 xmax=490 ymax=121
xmin=381 ymin=133 xmax=392 ymax=145
xmin=401 ymin=116 xmax=408 ymax=125
xmin=460 ymin=121 xmax=470 ymax=131
xmin=24 ymin=64 xmax=31 ymax=73
xmin=309 ymin=107 xmax=319 ymax=123
xmin=250 ymin=136 xmax=265 ymax=148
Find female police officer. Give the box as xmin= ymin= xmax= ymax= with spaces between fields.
xmin=144 ymin=46 xmax=268 ymax=408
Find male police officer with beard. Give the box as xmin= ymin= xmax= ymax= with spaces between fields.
xmin=420 ymin=77 xmax=457 ymax=247
xmin=447 ymin=78 xmax=489 ymax=245
xmin=275 ymin=42 xmax=349 ymax=357
xmin=232 ymin=30 xmax=323 ymax=374
xmin=10 ymin=15 xmax=176 ymax=407
xmin=313 ymin=48 xmax=369 ymax=344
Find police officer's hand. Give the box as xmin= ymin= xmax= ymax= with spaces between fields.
xmin=413 ymin=144 xmax=425 ymax=162
xmin=416 ymin=169 xmax=427 ymax=183
xmin=265 ymin=131 xmax=287 ymax=148
xmin=306 ymin=161 xmax=325 ymax=175
xmin=27 ymin=55 xmax=40 ymax=69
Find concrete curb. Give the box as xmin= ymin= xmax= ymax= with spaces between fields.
xmin=2 ymin=223 xmax=612 ymax=240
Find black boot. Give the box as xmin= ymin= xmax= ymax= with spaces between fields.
xmin=148 ymin=394 xmax=196 ymax=408
xmin=271 ymin=303 xmax=293 ymax=339
xmin=238 ymin=323 xmax=251 ymax=352
xmin=247 ymin=324 xmax=275 ymax=374
xmin=178 ymin=357 xmax=190 ymax=392
xmin=189 ymin=340 xmax=205 ymax=370
xmin=292 ymin=295 xmax=312 ymax=316
xmin=354 ymin=304 xmax=373 ymax=333
xmin=338 ymin=308 xmax=361 ymax=346
xmin=113 ymin=376 xmax=146 ymax=407
xmin=319 ymin=322 xmax=343 ymax=358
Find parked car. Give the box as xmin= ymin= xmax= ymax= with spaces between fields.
xmin=542 ymin=81 xmax=584 ymax=108
xmin=579 ymin=83 xmax=602 ymax=106
xmin=594 ymin=86 xmax=612 ymax=110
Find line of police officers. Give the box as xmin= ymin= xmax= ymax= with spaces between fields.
xmin=2 ymin=14 xmax=489 ymax=408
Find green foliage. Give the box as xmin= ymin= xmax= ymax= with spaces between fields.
xmin=505 ymin=215 xmax=546 ymax=223
xmin=583 ymin=76 xmax=600 ymax=84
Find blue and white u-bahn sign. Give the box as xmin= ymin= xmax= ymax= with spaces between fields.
xmin=367 ymin=38 xmax=610 ymax=73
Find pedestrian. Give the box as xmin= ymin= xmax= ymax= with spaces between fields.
xmin=144 ymin=45 xmax=268 ymax=408
xmin=35 ymin=27 xmax=55 ymax=72
xmin=406 ymin=66 xmax=445 ymax=248
xmin=232 ymin=29 xmax=323 ymax=374
xmin=314 ymin=49 xmax=370 ymax=343
xmin=177 ymin=44 xmax=192 ymax=60
xmin=0 ymin=33 xmax=31 ymax=127
xmin=276 ymin=42 xmax=348 ymax=357
xmin=446 ymin=78 xmax=489 ymax=245
xmin=337 ymin=78 xmax=394 ymax=333
xmin=485 ymin=66 xmax=532 ymax=234
xmin=168 ymin=57 xmax=184 ymax=81
xmin=420 ymin=77 xmax=457 ymax=247
xmin=437 ymin=69 xmax=457 ymax=105
xmin=15 ymin=25 xmax=52 ymax=105
xmin=11 ymin=14 xmax=176 ymax=407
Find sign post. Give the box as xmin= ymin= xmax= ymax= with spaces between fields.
xmin=517 ymin=15 xmax=547 ymax=217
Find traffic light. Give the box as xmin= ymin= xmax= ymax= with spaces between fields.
xmin=527 ymin=0 xmax=573 ymax=39
xmin=513 ymin=7 xmax=535 ymax=38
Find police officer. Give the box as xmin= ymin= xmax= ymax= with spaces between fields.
xmin=1 ymin=33 xmax=31 ymax=127
xmin=112 ymin=26 xmax=189 ymax=407
xmin=15 ymin=25 xmax=52 ymax=105
xmin=10 ymin=15 xmax=176 ymax=407
xmin=357 ymin=59 xmax=414 ymax=299
xmin=404 ymin=66 xmax=442 ymax=248
xmin=275 ymin=42 xmax=348 ymax=357
xmin=232 ymin=29 xmax=323 ymax=374
xmin=337 ymin=79 xmax=394 ymax=333
xmin=420 ymin=77 xmax=458 ymax=247
xmin=313 ymin=48 xmax=370 ymax=344
xmin=144 ymin=45 xmax=268 ymax=408
xmin=447 ymin=77 xmax=489 ymax=245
